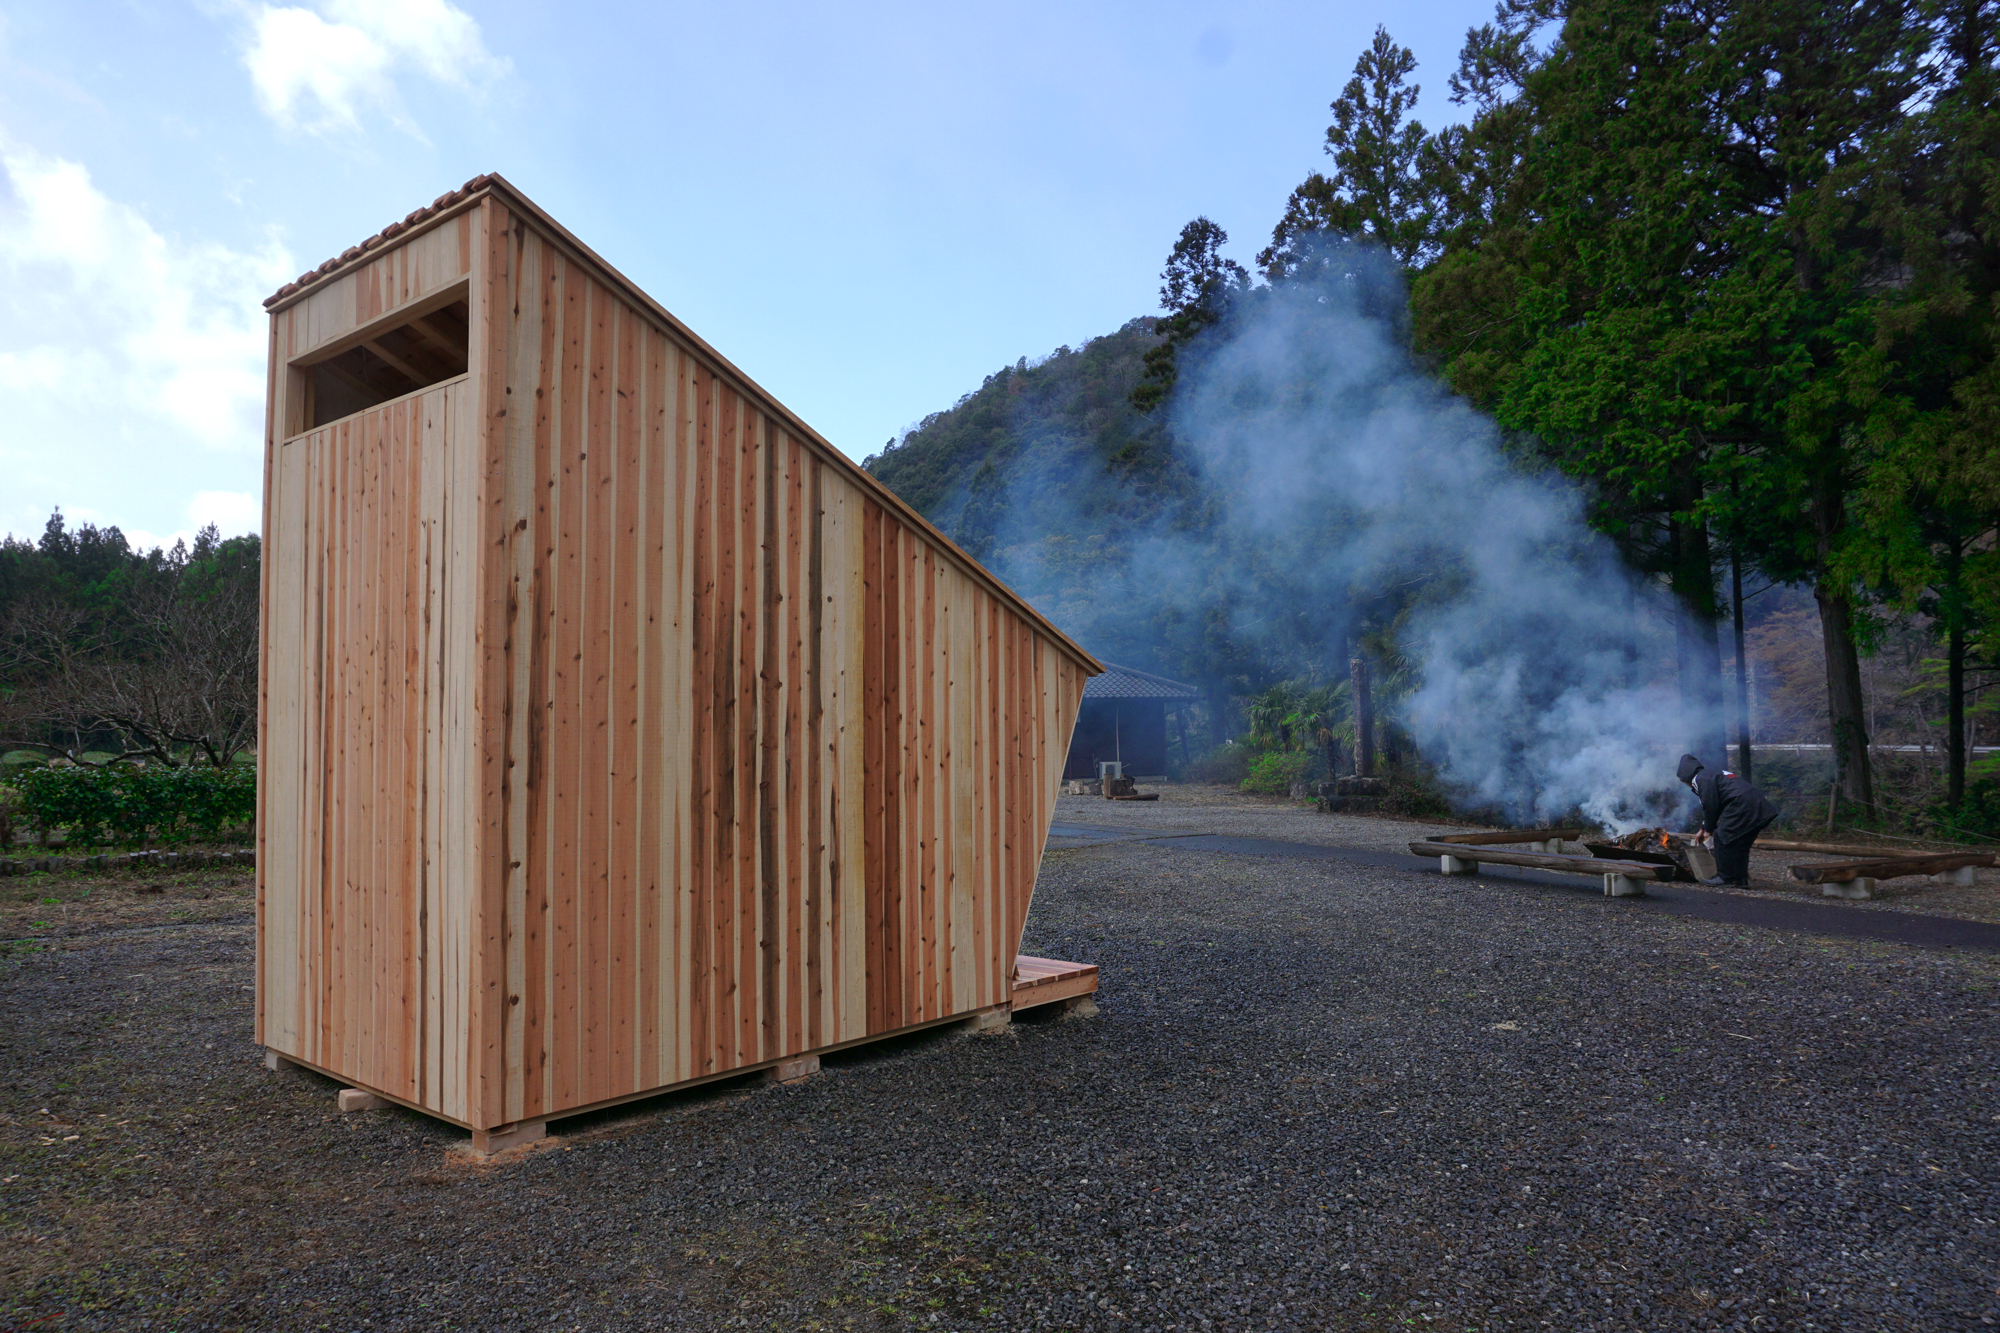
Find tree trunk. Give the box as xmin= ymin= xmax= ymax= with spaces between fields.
xmin=1948 ymin=616 xmax=1965 ymax=807
xmin=1810 ymin=467 xmax=1875 ymax=812
xmin=1945 ymin=538 xmax=1967 ymax=805
xmin=1668 ymin=479 xmax=1728 ymax=767
xmin=1351 ymin=656 xmax=1375 ymax=778
xmin=1732 ymin=543 xmax=1753 ymax=783
xmin=1933 ymin=537 xmax=1968 ymax=807
xmin=1815 ymin=583 xmax=1876 ymax=811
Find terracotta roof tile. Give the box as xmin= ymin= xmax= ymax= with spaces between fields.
xmin=263 ymin=172 xmax=494 ymax=308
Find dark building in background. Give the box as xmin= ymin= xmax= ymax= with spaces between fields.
xmin=1063 ymin=662 xmax=1201 ymax=782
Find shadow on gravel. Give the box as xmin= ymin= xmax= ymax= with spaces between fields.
xmin=541 ymin=1068 xmax=771 ymax=1144
xmin=818 ymin=1019 xmax=975 ymax=1070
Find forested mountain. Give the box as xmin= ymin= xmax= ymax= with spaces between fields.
xmin=863 ymin=318 xmax=1187 ymax=564
xmin=863 ymin=320 xmax=1239 ymax=682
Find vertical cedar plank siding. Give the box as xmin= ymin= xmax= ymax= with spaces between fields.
xmin=259 ymin=196 xmax=1091 ymax=1130
xmin=258 ymin=381 xmax=483 ymax=1123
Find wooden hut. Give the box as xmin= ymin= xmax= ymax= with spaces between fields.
xmin=255 ymin=175 xmax=1102 ymax=1152
xmin=1062 ymin=663 xmax=1201 ymax=783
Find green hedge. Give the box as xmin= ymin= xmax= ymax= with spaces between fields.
xmin=1184 ymin=743 xmax=1253 ymax=786
xmin=10 ymin=763 xmax=255 ymax=847
xmin=1930 ymin=778 xmax=2000 ymax=842
xmin=1240 ymin=751 xmax=1317 ymax=795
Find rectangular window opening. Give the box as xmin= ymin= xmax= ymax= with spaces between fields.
xmin=299 ymin=296 xmax=470 ymax=430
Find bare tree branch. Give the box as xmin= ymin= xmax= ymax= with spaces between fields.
xmin=0 ymin=549 xmax=258 ymax=768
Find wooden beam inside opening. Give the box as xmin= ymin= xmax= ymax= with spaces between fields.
xmin=359 ymin=337 xmax=431 ymax=386
xmin=410 ymin=314 xmax=468 ymax=355
xmin=315 ymin=356 xmax=389 ymax=400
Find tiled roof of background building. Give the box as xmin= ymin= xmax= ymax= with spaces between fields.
xmin=1082 ymin=663 xmax=1200 ymax=700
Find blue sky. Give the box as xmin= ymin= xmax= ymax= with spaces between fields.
xmin=0 ymin=0 xmax=1494 ymax=552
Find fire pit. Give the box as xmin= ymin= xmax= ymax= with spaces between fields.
xmin=1584 ymin=828 xmax=1712 ymax=882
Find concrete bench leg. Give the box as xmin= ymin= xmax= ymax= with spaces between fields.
xmin=1931 ymin=865 xmax=1978 ymax=887
xmin=1602 ymin=873 xmax=1646 ymax=897
xmin=1439 ymin=854 xmax=1478 ymax=876
xmin=1824 ymin=878 xmax=1877 ymax=900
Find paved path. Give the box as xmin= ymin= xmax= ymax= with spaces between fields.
xmin=1049 ymin=820 xmax=2000 ymax=953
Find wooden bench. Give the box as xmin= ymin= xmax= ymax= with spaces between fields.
xmin=1409 ymin=839 xmax=1670 ymax=897
xmin=1788 ymin=852 xmax=1995 ymax=900
xmin=1430 ymin=828 xmax=1581 ymax=854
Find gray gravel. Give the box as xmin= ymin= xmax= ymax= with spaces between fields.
xmin=1055 ymin=784 xmax=1447 ymax=853
xmin=5 ymin=833 xmax=1999 ymax=1330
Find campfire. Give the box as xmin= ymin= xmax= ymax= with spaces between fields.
xmin=1585 ymin=827 xmax=1703 ymax=881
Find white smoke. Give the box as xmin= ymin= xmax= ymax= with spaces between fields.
xmin=1162 ymin=247 xmax=1705 ymax=830
xmin=944 ymin=241 xmax=1714 ymax=830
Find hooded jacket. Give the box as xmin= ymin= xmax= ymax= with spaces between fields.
xmin=1677 ymin=754 xmax=1778 ymax=845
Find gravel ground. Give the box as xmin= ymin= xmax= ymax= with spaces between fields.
xmin=5 ymin=817 xmax=2000 ymax=1330
xmin=1066 ymin=785 xmax=2000 ymax=924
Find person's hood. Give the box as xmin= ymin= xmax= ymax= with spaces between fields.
xmin=1676 ymin=754 xmax=1705 ymax=784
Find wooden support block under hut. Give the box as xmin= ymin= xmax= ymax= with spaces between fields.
xmin=254 ymin=175 xmax=1103 ymax=1152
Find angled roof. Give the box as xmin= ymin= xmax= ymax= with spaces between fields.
xmin=1082 ymin=662 xmax=1200 ymax=701
xmin=261 ymin=174 xmax=1103 ymax=679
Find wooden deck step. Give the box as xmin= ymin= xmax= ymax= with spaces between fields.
xmin=1013 ymin=955 xmax=1099 ymax=1011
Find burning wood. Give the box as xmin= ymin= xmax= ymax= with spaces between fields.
xmin=1585 ymin=828 xmax=1703 ymax=881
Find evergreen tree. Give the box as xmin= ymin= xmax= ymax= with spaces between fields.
xmin=1261 ymin=27 xmax=1436 ymax=278
xmin=1414 ymin=0 xmax=1940 ymax=808
xmin=1132 ymin=217 xmax=1248 ymax=413
xmin=1838 ymin=0 xmax=2000 ymax=805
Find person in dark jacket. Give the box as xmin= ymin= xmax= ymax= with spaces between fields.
xmin=1677 ymin=753 xmax=1779 ymax=888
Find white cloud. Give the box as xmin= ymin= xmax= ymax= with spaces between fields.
xmin=121 ymin=492 xmax=263 ymax=554
xmin=190 ymin=490 xmax=263 ymax=533
xmin=0 ymin=140 xmax=291 ymax=542
xmin=243 ymin=0 xmax=510 ymax=135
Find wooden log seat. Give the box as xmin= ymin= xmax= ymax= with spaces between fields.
xmin=1408 ymin=841 xmax=1669 ymax=879
xmin=1408 ymin=840 xmax=1669 ymax=897
xmin=1429 ymin=828 xmax=1580 ymax=854
xmin=1789 ymin=851 xmax=1994 ymax=898
xmin=1429 ymin=828 xmax=1583 ymax=846
xmin=1787 ymin=851 xmax=1994 ymax=884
